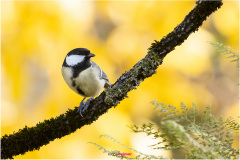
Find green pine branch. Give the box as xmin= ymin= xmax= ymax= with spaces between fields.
xmin=209 ymin=41 xmax=239 ymax=62
xmin=92 ymin=102 xmax=239 ymax=159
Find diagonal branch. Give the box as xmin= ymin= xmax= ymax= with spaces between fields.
xmin=1 ymin=1 xmax=223 ymax=159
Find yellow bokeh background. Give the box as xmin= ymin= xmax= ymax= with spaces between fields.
xmin=1 ymin=1 xmax=239 ymax=159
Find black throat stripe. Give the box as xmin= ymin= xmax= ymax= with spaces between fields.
xmin=71 ymin=79 xmax=76 ymax=87
xmin=72 ymin=59 xmax=92 ymax=79
xmin=77 ymin=87 xmax=85 ymax=96
xmin=72 ymin=65 xmax=90 ymax=78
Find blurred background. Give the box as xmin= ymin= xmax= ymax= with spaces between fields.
xmin=1 ymin=1 xmax=239 ymax=159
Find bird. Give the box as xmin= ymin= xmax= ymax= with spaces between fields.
xmin=61 ymin=48 xmax=111 ymax=117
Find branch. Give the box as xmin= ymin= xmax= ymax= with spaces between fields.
xmin=1 ymin=1 xmax=223 ymax=159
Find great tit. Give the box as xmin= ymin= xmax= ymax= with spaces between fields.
xmin=61 ymin=48 xmax=111 ymax=116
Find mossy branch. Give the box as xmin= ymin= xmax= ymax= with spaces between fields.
xmin=1 ymin=1 xmax=223 ymax=159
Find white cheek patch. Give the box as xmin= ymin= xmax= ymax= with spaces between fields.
xmin=66 ymin=55 xmax=85 ymax=66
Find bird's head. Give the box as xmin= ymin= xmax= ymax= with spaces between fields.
xmin=63 ymin=48 xmax=95 ymax=67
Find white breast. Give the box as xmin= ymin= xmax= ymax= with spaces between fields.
xmin=61 ymin=66 xmax=105 ymax=97
xmin=61 ymin=67 xmax=78 ymax=94
xmin=75 ymin=67 xmax=105 ymax=97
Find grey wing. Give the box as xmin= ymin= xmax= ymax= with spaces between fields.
xmin=91 ymin=61 xmax=112 ymax=88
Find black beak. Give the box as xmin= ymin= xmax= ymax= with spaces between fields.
xmin=87 ymin=53 xmax=95 ymax=58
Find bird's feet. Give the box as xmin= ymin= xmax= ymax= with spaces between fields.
xmin=77 ymin=97 xmax=94 ymax=117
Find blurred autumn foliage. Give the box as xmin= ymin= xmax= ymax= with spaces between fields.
xmin=1 ymin=1 xmax=239 ymax=159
